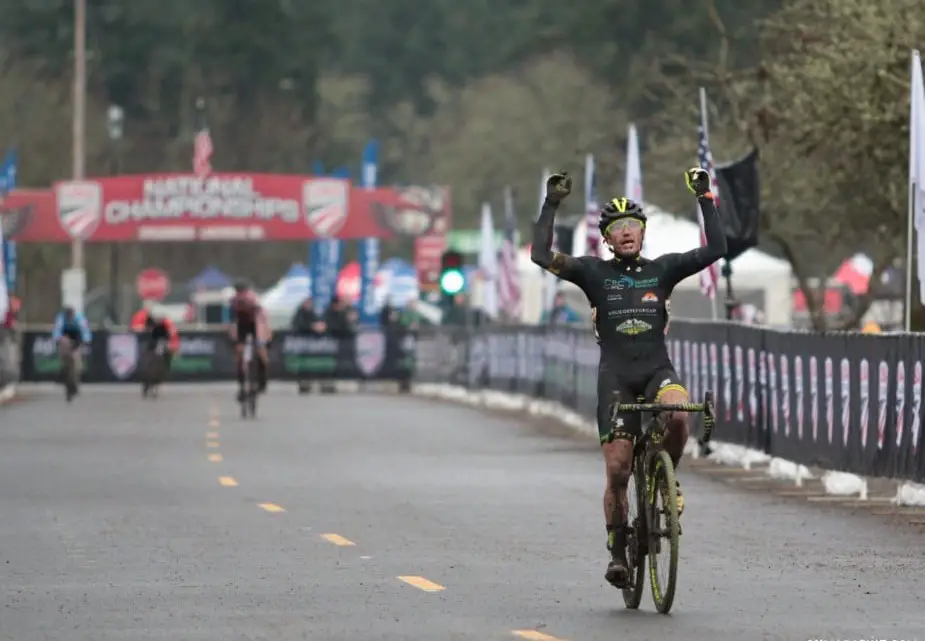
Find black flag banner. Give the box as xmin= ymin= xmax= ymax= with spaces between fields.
xmin=716 ymin=147 xmax=761 ymax=260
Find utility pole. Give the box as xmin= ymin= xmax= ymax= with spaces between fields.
xmin=71 ymin=0 xmax=86 ymax=269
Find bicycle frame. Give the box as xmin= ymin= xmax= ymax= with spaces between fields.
xmin=610 ymin=392 xmax=715 ymax=533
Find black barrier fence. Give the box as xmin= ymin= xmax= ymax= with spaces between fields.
xmin=18 ymin=329 xmax=415 ymax=384
xmin=0 ymin=327 xmax=18 ymax=390
xmin=413 ymin=322 xmax=925 ymax=484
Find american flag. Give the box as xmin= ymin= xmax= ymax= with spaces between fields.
xmin=193 ymin=126 xmax=213 ymax=178
xmin=584 ymin=154 xmax=601 ymax=257
xmin=696 ymin=121 xmax=719 ymax=298
xmin=498 ymin=185 xmax=522 ymax=319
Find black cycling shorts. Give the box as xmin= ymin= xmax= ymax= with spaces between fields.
xmin=596 ymin=360 xmax=687 ymax=445
xmin=235 ymin=320 xmax=257 ymax=345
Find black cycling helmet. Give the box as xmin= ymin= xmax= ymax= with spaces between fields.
xmin=598 ymin=197 xmax=646 ymax=235
xmin=233 ymin=279 xmax=250 ymax=293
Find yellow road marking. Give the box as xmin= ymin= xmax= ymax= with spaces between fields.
xmin=206 ymin=431 xmax=219 ymax=439
xmin=321 ymin=533 xmax=355 ymax=546
xmin=218 ymin=476 xmax=238 ymax=487
xmin=206 ymin=441 xmax=220 ymax=448
xmin=208 ymin=419 xmax=220 ymax=428
xmin=512 ymin=631 xmax=568 ymax=641
xmin=207 ymin=453 xmax=223 ymax=462
xmin=397 ymin=576 xmax=444 ymax=592
xmin=258 ymin=503 xmax=285 ymax=513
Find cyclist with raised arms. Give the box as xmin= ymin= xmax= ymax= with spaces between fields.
xmin=530 ymin=167 xmax=726 ymax=589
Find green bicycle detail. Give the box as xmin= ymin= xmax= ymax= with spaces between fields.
xmin=610 ymin=389 xmax=715 ymax=614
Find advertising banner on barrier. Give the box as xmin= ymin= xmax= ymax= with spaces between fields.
xmin=19 ymin=329 xmax=414 ymax=384
xmin=412 ymin=323 xmax=925 ymax=484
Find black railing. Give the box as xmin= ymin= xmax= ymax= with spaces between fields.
xmin=412 ymin=322 xmax=925 ymax=484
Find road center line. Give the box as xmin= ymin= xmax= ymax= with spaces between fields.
xmin=206 ymin=431 xmax=219 ymax=439
xmin=257 ymin=503 xmax=285 ymax=513
xmin=512 ymin=631 xmax=568 ymax=641
xmin=208 ymin=419 xmax=220 ymax=428
xmin=218 ymin=476 xmax=238 ymax=487
xmin=397 ymin=576 xmax=445 ymax=592
xmin=320 ymin=533 xmax=355 ymax=546
xmin=207 ymin=453 xmax=223 ymax=462
xmin=206 ymin=441 xmax=220 ymax=448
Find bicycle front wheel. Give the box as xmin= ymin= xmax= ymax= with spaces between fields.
xmin=621 ymin=461 xmax=647 ymax=609
xmin=647 ymin=449 xmax=680 ymax=614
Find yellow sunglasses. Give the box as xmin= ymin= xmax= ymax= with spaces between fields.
xmin=604 ymin=217 xmax=645 ymax=236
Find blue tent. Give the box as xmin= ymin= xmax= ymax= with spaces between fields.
xmin=190 ymin=266 xmax=232 ymax=290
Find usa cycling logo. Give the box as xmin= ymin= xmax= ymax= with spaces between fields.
xmin=604 ymin=275 xmax=659 ymax=290
xmin=55 ymin=180 xmax=102 ymax=240
xmin=303 ymin=178 xmax=349 ymax=238
xmin=107 ymin=333 xmax=139 ymax=380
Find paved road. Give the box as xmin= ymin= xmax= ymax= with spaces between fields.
xmin=2 ymin=383 xmax=923 ymax=641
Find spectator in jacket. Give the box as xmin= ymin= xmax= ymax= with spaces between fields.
xmin=398 ymin=300 xmax=421 ymax=330
xmin=380 ymin=299 xmax=401 ymax=327
xmin=291 ymin=298 xmax=326 ymax=335
xmin=542 ymin=292 xmax=581 ymax=325
xmin=291 ymin=297 xmax=325 ymax=393
xmin=324 ymin=296 xmax=355 ymax=339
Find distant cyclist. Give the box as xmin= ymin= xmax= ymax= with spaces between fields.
xmin=51 ymin=306 xmax=92 ymax=395
xmin=130 ymin=304 xmax=180 ymax=373
xmin=228 ymin=280 xmax=271 ymax=401
xmin=531 ymin=167 xmax=726 ymax=589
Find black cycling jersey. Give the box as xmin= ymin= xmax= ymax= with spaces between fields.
xmin=531 ymin=194 xmax=727 ymax=443
xmin=531 ymin=194 xmax=725 ymax=367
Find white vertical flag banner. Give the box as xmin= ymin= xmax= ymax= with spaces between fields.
xmin=478 ymin=202 xmax=500 ymax=319
xmin=909 ymin=50 xmax=925 ymax=318
xmin=624 ymin=123 xmax=643 ymax=203
xmin=584 ymin=154 xmax=600 ymax=257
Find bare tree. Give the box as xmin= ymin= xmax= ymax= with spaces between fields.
xmin=645 ymin=0 xmax=925 ymax=329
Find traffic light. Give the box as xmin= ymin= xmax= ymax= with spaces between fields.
xmin=439 ymin=250 xmax=466 ymax=295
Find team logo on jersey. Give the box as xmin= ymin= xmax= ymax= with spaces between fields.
xmin=303 ymin=178 xmax=349 ymax=237
xmin=56 ymin=180 xmax=102 ymax=240
xmin=107 ymin=333 xmax=138 ymax=380
xmin=641 ymin=292 xmax=658 ymax=303
xmin=604 ymin=276 xmax=658 ymax=290
xmin=355 ymin=330 xmax=386 ymax=376
xmin=615 ymin=319 xmax=652 ymax=335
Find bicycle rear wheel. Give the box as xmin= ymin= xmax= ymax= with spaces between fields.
xmin=647 ymin=449 xmax=680 ymax=614
xmin=621 ymin=460 xmax=647 ymax=609
xmin=246 ymin=359 xmax=259 ymax=417
xmin=63 ymin=357 xmax=75 ymax=402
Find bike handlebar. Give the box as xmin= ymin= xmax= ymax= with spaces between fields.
xmin=614 ymin=402 xmax=706 ymax=413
